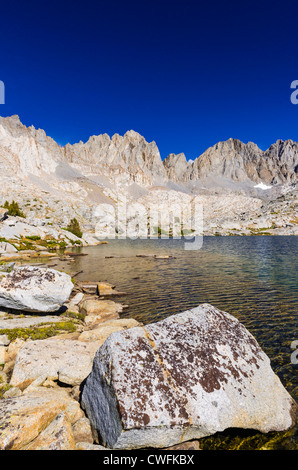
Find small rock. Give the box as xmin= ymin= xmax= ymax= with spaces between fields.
xmin=22 ymin=374 xmax=48 ymax=394
xmin=136 ymin=254 xmax=156 ymax=258
xmin=6 ymin=338 xmax=26 ymax=362
xmin=0 ymin=315 xmax=71 ymax=331
xmin=80 ymin=299 xmax=124 ymax=328
xmin=3 ymin=360 xmax=15 ymax=376
xmin=3 ymin=386 xmax=22 ymax=398
xmin=24 ymin=412 xmax=76 ymax=450
xmin=33 ymin=245 xmax=49 ymax=252
xmin=10 ymin=338 xmax=100 ymax=388
xmin=69 ymin=292 xmax=84 ymax=306
xmin=76 ymin=442 xmax=108 ymax=450
xmin=72 ymin=417 xmax=93 ymax=444
xmin=78 ymin=318 xmax=141 ymax=345
xmin=42 ymin=378 xmax=59 ymax=388
xmin=97 ymin=282 xmax=116 ymax=291
xmin=70 ymin=385 xmax=81 ymax=402
xmin=77 ymin=282 xmax=98 ymax=295
xmin=164 ymin=440 xmax=200 ymax=450
xmin=0 ymin=241 xmax=18 ymax=254
xmin=0 ymin=208 xmax=8 ymax=221
xmin=0 ymin=262 xmax=15 ymax=273
xmin=0 ymin=334 xmax=10 ymax=347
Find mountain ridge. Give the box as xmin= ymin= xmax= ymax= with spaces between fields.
xmin=1 ymin=114 xmax=297 ymax=187
xmin=0 ymin=114 xmax=297 ymax=238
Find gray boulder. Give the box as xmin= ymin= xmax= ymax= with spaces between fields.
xmin=10 ymin=338 xmax=99 ymax=388
xmin=0 ymin=208 xmax=8 ymax=221
xmin=81 ymin=304 xmax=297 ymax=449
xmin=0 ymin=241 xmax=17 ymax=254
xmin=0 ymin=266 xmax=73 ymax=312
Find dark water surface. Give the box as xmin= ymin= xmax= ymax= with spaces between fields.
xmin=56 ymin=236 xmax=298 ymax=449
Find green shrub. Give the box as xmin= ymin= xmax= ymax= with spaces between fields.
xmin=3 ymin=200 xmax=25 ymax=218
xmin=65 ymin=218 xmax=83 ymax=238
xmin=0 ymin=321 xmax=77 ymax=341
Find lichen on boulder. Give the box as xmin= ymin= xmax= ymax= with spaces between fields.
xmin=0 ymin=266 xmax=73 ymax=312
xmin=81 ymin=303 xmax=298 ymax=449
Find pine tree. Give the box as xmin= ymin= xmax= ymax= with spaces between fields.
xmin=66 ymin=218 xmax=82 ymax=238
xmin=3 ymin=200 xmax=25 ymax=218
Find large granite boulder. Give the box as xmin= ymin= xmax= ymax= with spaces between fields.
xmin=0 ymin=241 xmax=17 ymax=254
xmin=0 ymin=266 xmax=73 ymax=312
xmin=81 ymin=304 xmax=298 ymax=449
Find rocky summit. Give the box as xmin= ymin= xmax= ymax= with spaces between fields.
xmin=81 ymin=304 xmax=297 ymax=449
xmin=0 ymin=114 xmax=297 ymax=239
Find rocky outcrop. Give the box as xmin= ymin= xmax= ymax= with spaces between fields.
xmin=0 ymin=388 xmax=84 ymax=450
xmin=163 ymin=153 xmax=191 ymax=182
xmin=79 ymin=299 xmax=125 ymax=328
xmin=0 ymin=208 xmax=8 ymax=221
xmin=0 ymin=242 xmax=17 ymax=254
xmin=0 ymin=266 xmax=73 ymax=312
xmin=0 ymin=115 xmax=62 ymax=178
xmin=81 ymin=304 xmax=297 ymax=449
xmin=0 ymin=273 xmax=144 ymax=451
xmin=24 ymin=411 xmax=77 ymax=450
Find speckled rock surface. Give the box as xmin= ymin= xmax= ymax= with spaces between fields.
xmin=0 ymin=388 xmax=83 ymax=450
xmin=81 ymin=303 xmax=297 ymax=449
xmin=0 ymin=266 xmax=73 ymax=312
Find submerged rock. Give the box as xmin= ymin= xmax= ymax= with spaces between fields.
xmin=81 ymin=304 xmax=297 ymax=449
xmin=0 ymin=266 xmax=73 ymax=312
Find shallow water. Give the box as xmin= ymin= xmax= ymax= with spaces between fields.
xmin=53 ymin=236 xmax=298 ymax=449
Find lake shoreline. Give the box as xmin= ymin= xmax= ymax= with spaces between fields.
xmin=0 ymin=236 xmax=297 ymax=449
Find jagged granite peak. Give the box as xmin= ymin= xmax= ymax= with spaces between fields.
xmin=263 ymin=139 xmax=298 ymax=184
xmin=174 ymin=138 xmax=298 ymax=185
xmin=184 ymin=139 xmax=263 ymax=183
xmin=0 ymin=116 xmax=167 ymax=185
xmin=63 ymin=129 xmax=167 ymax=185
xmin=0 ymin=115 xmax=63 ymax=177
xmin=163 ymin=153 xmax=191 ymax=182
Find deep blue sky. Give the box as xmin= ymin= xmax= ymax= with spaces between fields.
xmin=1 ymin=0 xmax=298 ymax=160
